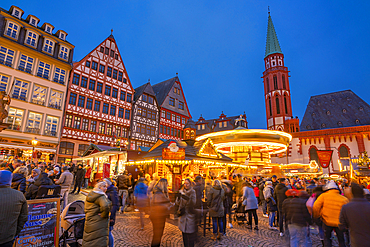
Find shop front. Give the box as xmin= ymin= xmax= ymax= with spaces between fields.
xmin=0 ymin=142 xmax=57 ymax=163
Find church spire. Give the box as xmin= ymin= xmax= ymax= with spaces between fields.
xmin=265 ymin=12 xmax=282 ymax=58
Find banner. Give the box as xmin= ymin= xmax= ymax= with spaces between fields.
xmin=317 ymin=150 xmax=333 ymax=168
xmin=15 ymin=198 xmax=60 ymax=247
xmin=103 ymin=163 xmax=110 ymax=178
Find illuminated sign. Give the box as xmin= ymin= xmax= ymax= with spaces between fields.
xmin=317 ymin=150 xmax=333 ymax=168
xmin=162 ymin=148 xmax=185 ymax=160
xmin=198 ymin=138 xmax=221 ymax=158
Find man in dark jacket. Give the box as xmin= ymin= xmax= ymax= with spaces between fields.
xmin=193 ymin=175 xmax=203 ymax=209
xmin=25 ymin=172 xmax=53 ymax=199
xmin=259 ymin=179 xmax=267 ymax=217
xmin=0 ymin=170 xmax=28 ymax=247
xmin=339 ymin=183 xmax=370 ymax=247
xmin=274 ymin=178 xmax=288 ymax=236
xmin=117 ymin=170 xmax=131 ymax=213
xmin=104 ymin=178 xmax=119 ymax=247
xmin=71 ymin=164 xmax=84 ymax=194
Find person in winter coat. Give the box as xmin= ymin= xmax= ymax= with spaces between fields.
xmin=221 ymin=175 xmax=233 ymax=230
xmin=313 ymin=180 xmax=349 ymax=247
xmin=273 ymin=178 xmax=288 ymax=236
xmin=339 ymin=183 xmax=370 ymax=247
xmin=259 ymin=179 xmax=267 ymax=216
xmin=263 ymin=181 xmax=277 ymax=230
xmin=0 ymin=170 xmax=28 ymax=247
xmin=25 ymin=172 xmax=53 ymax=199
xmin=193 ymin=175 xmax=203 ymax=209
xmin=55 ymin=166 xmax=74 ymax=209
xmin=71 ymin=164 xmax=84 ymax=194
xmin=104 ymin=178 xmax=119 ymax=247
xmin=83 ymin=165 xmax=92 ymax=189
xmin=283 ymin=190 xmax=312 ymax=247
xmin=150 ymin=178 xmax=171 ymax=247
xmin=11 ymin=166 xmax=28 ymax=193
xmin=207 ymin=179 xmax=225 ymax=240
xmin=82 ymin=181 xmax=112 ymax=247
xmin=242 ymin=182 xmax=259 ymax=230
xmin=117 ymin=170 xmax=131 ymax=213
xmin=176 ymin=178 xmax=197 ymax=247
xmin=134 ymin=178 xmax=149 ymax=230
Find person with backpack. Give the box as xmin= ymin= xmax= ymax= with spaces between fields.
xmin=207 ymin=179 xmax=225 ymax=240
xmin=264 ymin=181 xmax=278 ymax=230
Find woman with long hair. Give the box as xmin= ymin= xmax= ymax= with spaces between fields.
xmin=242 ymin=182 xmax=259 ymax=230
xmin=11 ymin=166 xmax=28 ymax=193
xmin=150 ymin=178 xmax=171 ymax=247
xmin=207 ymin=179 xmax=225 ymax=240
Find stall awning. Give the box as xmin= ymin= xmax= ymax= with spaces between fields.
xmin=0 ymin=143 xmax=56 ymax=153
xmin=73 ymin=150 xmax=127 ymax=161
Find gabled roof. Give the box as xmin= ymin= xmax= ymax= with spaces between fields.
xmin=133 ymin=82 xmax=156 ymax=101
xmin=265 ymin=14 xmax=283 ymax=58
xmin=152 ymin=76 xmax=178 ymax=106
xmin=195 ymin=113 xmax=248 ymax=135
xmin=184 ymin=118 xmax=196 ymax=129
xmin=82 ymin=144 xmax=119 ymax=156
xmin=300 ymin=90 xmax=370 ymax=131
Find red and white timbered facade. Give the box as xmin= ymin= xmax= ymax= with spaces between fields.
xmin=58 ymin=34 xmax=134 ymax=162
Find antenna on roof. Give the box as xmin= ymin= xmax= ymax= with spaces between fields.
xmin=268 ymin=6 xmax=270 ymax=16
xmin=111 ymin=29 xmax=113 ymax=35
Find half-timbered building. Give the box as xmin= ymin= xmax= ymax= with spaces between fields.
xmin=152 ymin=76 xmax=191 ymax=141
xmin=129 ymin=82 xmax=160 ymax=150
xmin=58 ymin=34 xmax=134 ymax=163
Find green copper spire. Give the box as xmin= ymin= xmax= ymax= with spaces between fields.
xmin=265 ymin=12 xmax=283 ymax=58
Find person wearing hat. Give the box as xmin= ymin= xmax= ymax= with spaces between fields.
xmin=104 ymin=178 xmax=119 ymax=247
xmin=263 ymin=181 xmax=278 ymax=230
xmin=0 ymin=170 xmax=28 ymax=247
xmin=271 ymin=175 xmax=278 ymax=188
xmin=313 ymin=180 xmax=349 ymax=247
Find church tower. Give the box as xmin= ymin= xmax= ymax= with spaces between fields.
xmin=262 ymin=11 xmax=294 ymax=131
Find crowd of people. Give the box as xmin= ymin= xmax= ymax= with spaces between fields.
xmin=1 ymin=158 xmax=370 ymax=247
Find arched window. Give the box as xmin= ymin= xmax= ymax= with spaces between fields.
xmin=339 ymin=145 xmax=349 ymax=158
xmin=309 ymin=146 xmax=320 ymax=165
xmin=276 ymin=97 xmax=280 ymax=114
xmin=273 ymin=75 xmax=278 ymax=90
xmin=268 ymin=98 xmax=272 ymax=116
xmin=266 ymin=77 xmax=270 ymax=92
xmin=284 ymin=96 xmax=288 ymax=114
xmin=282 ymin=75 xmax=286 ymax=89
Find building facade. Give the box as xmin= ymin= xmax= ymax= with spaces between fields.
xmin=58 ymin=34 xmax=133 ymax=163
xmin=129 ymin=82 xmax=160 ymax=150
xmin=0 ymin=5 xmax=74 ymax=162
xmin=152 ymin=76 xmax=191 ymax=141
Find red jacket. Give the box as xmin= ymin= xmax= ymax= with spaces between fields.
xmin=254 ymin=187 xmax=259 ymax=197
xmin=85 ymin=167 xmax=92 ymax=178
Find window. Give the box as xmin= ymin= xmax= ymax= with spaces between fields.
xmin=37 ymin=61 xmax=51 ymax=79
xmin=80 ymin=76 xmax=88 ymax=88
xmin=174 ymin=87 xmax=180 ymax=95
xmin=127 ymin=93 xmax=132 ymax=103
xmin=85 ymin=61 xmax=90 ymax=68
xmin=182 ymin=118 xmax=186 ymax=125
xmin=45 ymin=26 xmax=51 ymax=33
xmin=273 ymin=75 xmax=278 ymax=90
xmin=110 ymin=105 xmax=116 ymax=116
xmin=172 ymin=114 xmax=176 ymax=121
xmin=99 ymin=122 xmax=105 ymax=134
xmin=179 ymin=101 xmax=184 ymax=110
xmin=90 ymin=120 xmax=97 ymax=132
xmin=268 ymin=98 xmax=272 ymax=116
xmin=276 ymin=97 xmax=280 ymax=114
xmin=282 ymin=75 xmax=286 ymax=89
xmin=110 ymin=50 xmax=115 ymax=57
xmin=26 ymin=112 xmax=42 ymax=133
xmin=43 ymin=39 xmax=54 ymax=54
xmin=6 ymin=22 xmax=19 ymax=39
xmin=89 ymin=79 xmax=95 ymax=91
xmin=169 ymin=97 xmax=175 ymax=106
xmin=54 ymin=67 xmax=66 ymax=84
xmin=161 ymin=111 xmax=165 ymax=118
xmin=49 ymin=90 xmax=63 ymax=110
xmin=0 ymin=46 xmax=15 ymax=67
xmin=12 ymin=79 xmax=29 ymax=101
xmin=284 ymin=96 xmax=288 ymax=114
xmin=116 ymin=126 xmax=121 ymax=137
xmin=94 ymin=100 xmax=101 ymax=112
xmin=69 ymin=93 xmax=77 ymax=105
xmin=105 ymin=47 xmax=109 ymax=55
xmin=59 ymin=142 xmax=75 ymax=155
xmin=118 ymin=108 xmax=124 ymax=118
xmin=78 ymin=144 xmax=89 ymax=156
xmin=266 ymin=77 xmax=270 ymax=92
xmin=171 ymin=128 xmax=174 ymax=136
xmin=99 ymin=64 xmax=105 ymax=73
xmin=142 ymin=109 xmax=147 ymax=118
xmin=59 ymin=33 xmax=65 ymax=40
xmin=0 ymin=74 xmax=9 ymax=92
xmin=59 ymin=46 xmax=69 ymax=60
xmin=142 ymin=94 xmax=147 ymax=102
xmin=25 ymin=31 xmax=38 ymax=47
xmin=86 ymin=98 xmax=93 ymax=110
xmin=148 ymin=96 xmax=154 ymax=104
xmin=112 ymin=88 xmax=118 ymax=98
xmin=31 ymin=85 xmax=47 ymax=106
xmin=107 ymin=124 xmax=113 ymax=135
xmin=81 ymin=118 xmax=89 ymax=131
xmin=339 ymin=146 xmax=349 ymax=158
xmin=65 ymin=115 xmax=72 ymax=127
xmin=74 ymin=116 xmax=81 ymax=129
xmin=72 ymin=73 xmax=80 ymax=85
xmin=176 ymin=115 xmax=181 ymax=123
xmin=78 ymin=95 xmax=85 ymax=108
xmin=91 ymin=61 xmax=98 ymax=70
xmin=141 ymin=124 xmax=145 ymax=134
xmin=224 ymin=121 xmax=227 ymax=127
xmin=107 ymin=67 xmax=112 ymax=77
xmin=118 ymin=71 xmax=123 ymax=81
xmin=100 ymin=47 xmax=104 ymax=53
xmin=160 ymin=125 xmax=163 ymax=133
xmin=120 ymin=91 xmax=126 ymax=101
xmin=45 ymin=116 xmax=58 ymax=136
xmin=309 ymin=147 xmax=320 ymax=165
xmin=18 ymin=54 xmax=34 ymax=73
xmin=6 ymin=108 xmax=23 ymax=129
xmin=105 ymin=85 xmax=111 ymax=96
xmin=115 ymin=54 xmax=118 ymax=60
xmin=103 ymin=103 xmax=109 ymax=114
xmin=97 ymin=82 xmax=103 ymax=93
xmin=113 ymin=69 xmax=118 ymax=79
xmin=166 ymin=112 xmax=171 ymax=120
xmin=125 ymin=109 xmax=130 ymax=120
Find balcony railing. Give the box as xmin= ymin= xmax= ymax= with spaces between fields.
xmin=25 ymin=127 xmax=40 ymax=134
xmin=53 ymin=78 xmax=65 ymax=85
xmin=44 ymin=129 xmax=57 ymax=137
xmin=7 ymin=124 xmax=21 ymax=131
xmin=12 ymin=94 xmax=27 ymax=101
xmin=31 ymin=98 xmax=45 ymax=106
xmin=48 ymin=103 xmax=62 ymax=110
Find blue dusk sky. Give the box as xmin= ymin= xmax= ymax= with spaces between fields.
xmin=3 ymin=1 xmax=370 ymax=128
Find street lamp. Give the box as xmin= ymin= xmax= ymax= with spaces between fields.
xmin=32 ymin=138 xmax=38 ymax=160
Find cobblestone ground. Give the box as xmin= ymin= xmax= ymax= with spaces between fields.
xmin=68 ymin=193 xmax=340 ymax=247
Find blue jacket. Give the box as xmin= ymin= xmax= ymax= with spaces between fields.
xmin=134 ymin=182 xmax=148 ymax=199
xmin=106 ymin=184 xmax=119 ymax=226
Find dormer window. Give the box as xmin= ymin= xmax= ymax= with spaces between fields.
xmin=43 ymin=39 xmax=54 ymax=54
xmin=30 ymin=18 xmax=37 ymax=26
xmin=46 ymin=26 xmax=51 ymax=33
xmin=5 ymin=22 xmax=19 ymax=39
xmin=60 ymin=33 xmax=65 ymax=40
xmin=59 ymin=46 xmax=68 ymax=60
xmin=25 ymin=31 xmax=38 ymax=47
xmin=14 ymin=10 xmax=20 ymax=17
